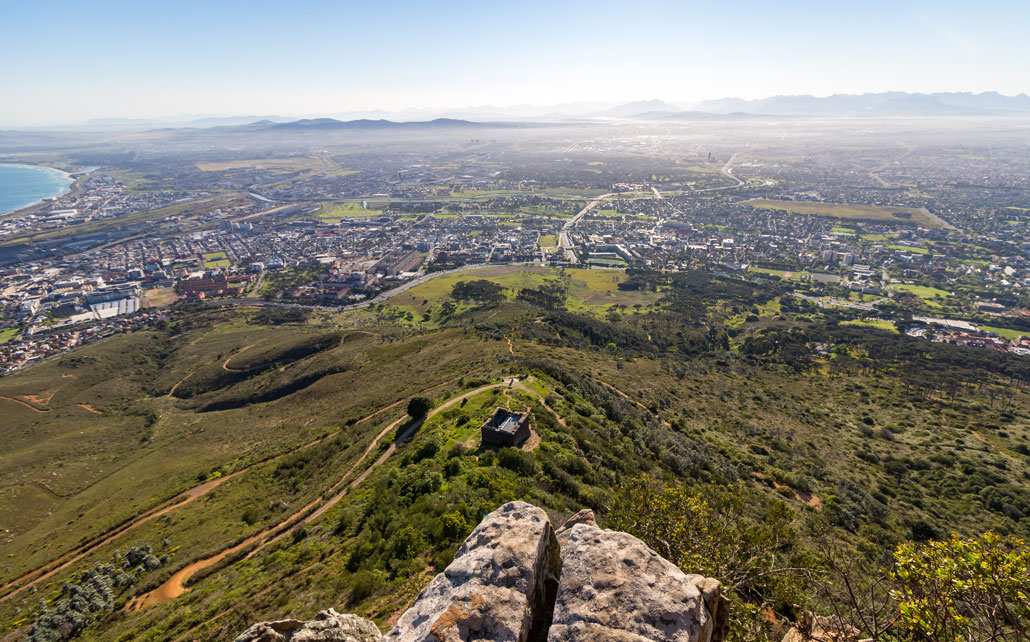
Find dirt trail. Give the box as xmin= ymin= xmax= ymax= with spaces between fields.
xmin=0 ymin=396 xmax=49 ymax=413
xmin=592 ymin=378 xmax=671 ymax=427
xmin=76 ymin=403 xmax=102 ymax=414
xmin=535 ymin=397 xmax=566 ymax=428
xmin=505 ymin=336 xmax=514 ymax=354
xmin=166 ymin=371 xmax=195 ymax=397
xmin=32 ymin=481 xmax=64 ymax=499
xmin=222 ymin=343 xmax=258 ymax=372
xmin=4 ymin=375 xmax=471 ymax=603
xmin=0 ymin=472 xmax=243 ymax=602
xmin=131 ymin=379 xmax=525 ymax=610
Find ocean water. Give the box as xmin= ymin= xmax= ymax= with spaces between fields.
xmin=0 ymin=164 xmax=73 ymax=214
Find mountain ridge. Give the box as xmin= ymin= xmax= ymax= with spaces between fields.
xmin=692 ymin=91 xmax=1030 ymax=115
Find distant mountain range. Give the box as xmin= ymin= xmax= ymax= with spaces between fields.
xmin=259 ymin=117 xmax=491 ymax=131
xmin=689 ymin=92 xmax=1030 ymax=116
xmin=137 ymin=95 xmax=1030 ymax=135
xmin=150 ymin=117 xmax=506 ymax=135
xmin=14 ymin=92 xmax=1030 ymax=132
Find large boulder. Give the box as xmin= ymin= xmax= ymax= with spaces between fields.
xmin=235 ymin=503 xmax=726 ymax=642
xmin=385 ymin=501 xmax=561 ymax=642
xmin=548 ymin=523 xmax=719 ymax=642
xmin=234 ymin=609 xmax=381 ymax=642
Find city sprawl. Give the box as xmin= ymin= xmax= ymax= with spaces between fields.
xmin=3 ymin=116 xmax=1030 ymax=371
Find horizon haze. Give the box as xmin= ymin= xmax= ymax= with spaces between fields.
xmin=2 ymin=0 xmax=1029 ymax=126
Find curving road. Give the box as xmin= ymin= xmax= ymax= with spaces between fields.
xmin=559 ymin=193 xmax=616 ymax=263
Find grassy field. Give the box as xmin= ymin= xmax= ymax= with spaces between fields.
xmin=380 ymin=266 xmax=661 ymax=323
xmin=889 ymin=283 xmax=952 ymax=299
xmin=0 ymin=328 xmax=19 ymax=344
xmin=743 ymin=199 xmax=943 ymax=229
xmin=888 ymin=244 xmax=930 ymax=254
xmin=749 ymin=267 xmax=806 ymax=281
xmin=841 ymin=318 xmax=899 ymax=333
xmin=314 ymin=201 xmax=383 ymax=221
xmin=196 ymin=158 xmax=324 ymax=172
xmin=538 ymin=234 xmax=557 ymax=247
xmin=981 ymin=325 xmax=1030 ymax=340
xmin=204 ymin=259 xmax=232 ymax=269
xmin=142 ymin=287 xmax=179 ymax=308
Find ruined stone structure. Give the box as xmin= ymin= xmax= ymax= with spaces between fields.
xmin=236 ymin=501 xmax=728 ymax=642
xmin=480 ymin=407 xmax=531 ymax=448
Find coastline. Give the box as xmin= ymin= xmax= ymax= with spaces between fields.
xmin=0 ymin=163 xmax=79 ymax=217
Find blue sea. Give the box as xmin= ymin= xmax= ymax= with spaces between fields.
xmin=0 ymin=164 xmax=73 ymax=214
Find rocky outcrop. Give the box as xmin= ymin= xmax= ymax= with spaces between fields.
xmin=555 ymin=509 xmax=596 ymax=548
xmin=548 ymin=523 xmax=715 ymax=642
xmin=385 ymin=501 xmax=561 ymax=642
xmin=685 ymin=575 xmax=730 ymax=642
xmin=236 ymin=503 xmax=726 ymax=642
xmin=234 ymin=609 xmax=381 ymax=642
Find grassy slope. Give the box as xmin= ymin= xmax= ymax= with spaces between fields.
xmin=3 ymin=274 xmax=1030 ymax=640
xmin=381 ymin=266 xmax=662 ymax=323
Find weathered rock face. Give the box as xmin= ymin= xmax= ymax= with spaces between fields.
xmin=234 ymin=609 xmax=381 ymax=642
xmin=236 ymin=503 xmax=726 ymax=642
xmin=555 ymin=509 xmax=596 ymax=548
xmin=548 ymin=523 xmax=714 ymax=642
xmin=385 ymin=500 xmax=561 ymax=642
xmin=684 ymin=575 xmax=730 ymax=642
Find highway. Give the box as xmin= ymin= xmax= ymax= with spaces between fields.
xmin=559 ymin=193 xmax=615 ymax=263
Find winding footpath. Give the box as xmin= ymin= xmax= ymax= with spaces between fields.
xmin=0 ymin=373 xmax=467 ymax=603
xmin=129 ymin=377 xmax=535 ymax=610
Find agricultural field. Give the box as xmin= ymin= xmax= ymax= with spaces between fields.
xmin=743 ymin=198 xmax=944 ymax=229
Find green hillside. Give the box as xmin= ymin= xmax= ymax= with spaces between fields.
xmin=2 ymin=268 xmax=1029 ymax=641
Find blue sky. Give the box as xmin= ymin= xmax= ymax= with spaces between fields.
xmin=0 ymin=0 xmax=1027 ymax=125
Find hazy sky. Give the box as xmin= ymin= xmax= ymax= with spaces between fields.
xmin=1 ymin=0 xmax=1027 ymax=126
